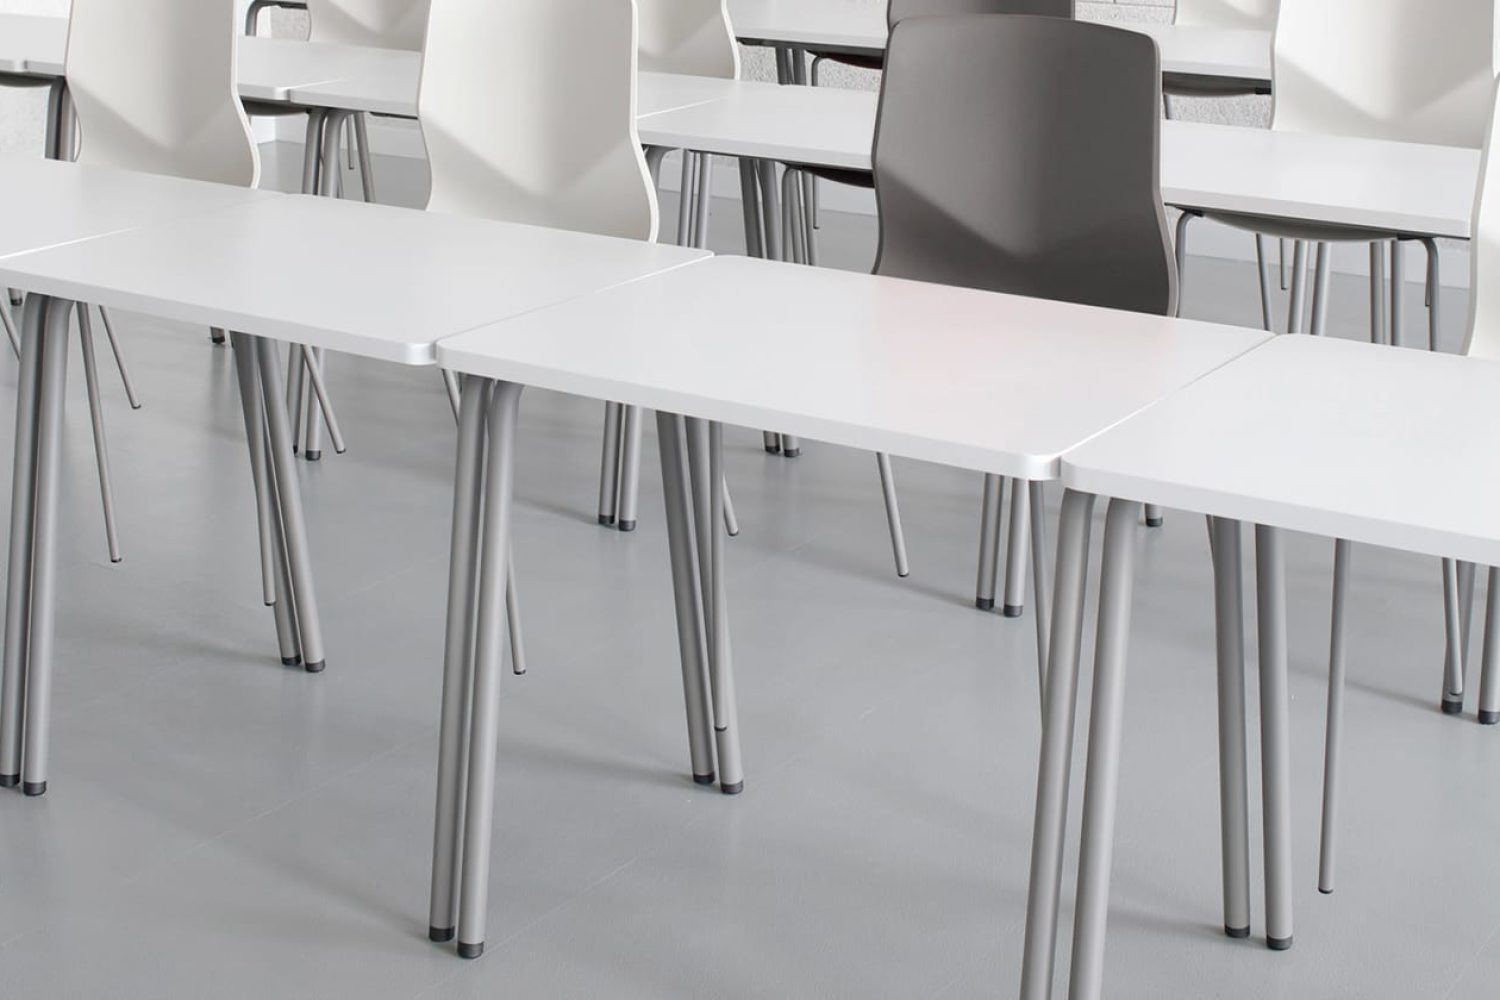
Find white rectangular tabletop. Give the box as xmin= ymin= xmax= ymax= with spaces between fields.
xmin=0 ymin=155 xmax=273 ymax=261
xmin=0 ymin=194 xmax=708 ymax=366
xmin=638 ymin=85 xmax=1478 ymax=240
xmin=437 ymin=255 xmax=1269 ymax=480
xmin=0 ymin=13 xmax=65 ymax=76
xmin=726 ymin=0 xmax=1271 ymax=83
xmin=1062 ymin=335 xmax=1500 ymax=567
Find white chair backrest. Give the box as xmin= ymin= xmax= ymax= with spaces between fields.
xmin=306 ymin=0 xmax=430 ymax=50
xmin=1271 ymin=0 xmax=1497 ymax=147
xmin=637 ymin=0 xmax=740 ymax=78
xmin=66 ymin=0 xmax=259 ymax=187
xmin=1465 ymin=77 xmax=1500 ymax=358
xmin=1174 ymin=0 xmax=1278 ymax=30
xmin=418 ymin=0 xmax=658 ymax=242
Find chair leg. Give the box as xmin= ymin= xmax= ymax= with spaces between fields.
xmin=1286 ymin=241 xmax=1309 ymax=334
xmin=353 ymin=112 xmax=376 ymax=203
xmin=96 ymin=307 xmax=141 ymax=409
xmin=442 ymin=369 xmax=461 ymax=424
xmin=1255 ymin=235 xmax=1274 ymax=332
xmin=0 ymin=299 xmax=18 ymax=359
xmin=722 ymin=476 xmax=740 ymax=537
xmin=1420 ymin=237 xmax=1441 ymax=352
xmin=506 ymin=555 xmax=525 ymax=676
xmin=1173 ymin=211 xmax=1193 ymax=319
xmin=875 ymin=452 xmax=909 ymax=579
xmin=302 ymin=348 xmax=327 ymax=460
xmin=1318 ymin=538 xmax=1351 ymax=894
xmin=76 ymin=303 xmax=122 ymax=564
xmin=1309 ymin=242 xmax=1331 ymax=337
xmin=1003 ymin=478 xmax=1029 ymax=617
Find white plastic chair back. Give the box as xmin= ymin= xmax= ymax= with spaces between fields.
xmin=1174 ymin=0 xmax=1277 ymax=30
xmin=1464 ymin=77 xmax=1500 ymax=359
xmin=66 ymin=0 xmax=259 ymax=188
xmin=1271 ymin=0 xmax=1496 ymax=147
xmin=419 ymin=0 xmax=658 ymax=242
xmin=637 ymin=0 xmax=739 ymax=78
xmin=306 ymin=0 xmax=430 ymax=50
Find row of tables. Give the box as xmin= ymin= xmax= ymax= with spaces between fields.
xmin=2 ymin=151 xmax=1498 ymax=995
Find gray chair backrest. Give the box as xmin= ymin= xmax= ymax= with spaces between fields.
xmin=872 ymin=14 xmax=1176 ymax=317
xmin=888 ymin=0 xmax=1073 ymax=28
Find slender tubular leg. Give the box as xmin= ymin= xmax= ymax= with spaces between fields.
xmin=430 ymin=375 xmax=490 ymax=943
xmin=656 ymin=412 xmax=715 ymax=784
xmin=0 ymin=296 xmax=48 ymax=784
xmin=1319 ymin=538 xmax=1351 ymax=894
xmin=1028 ymin=481 xmax=1051 ymax=698
xmin=96 ymin=307 xmax=141 ymax=409
xmin=1390 ymin=240 xmax=1406 ymax=348
xmin=1144 ymin=504 xmax=1164 ymax=528
xmin=230 ymin=334 xmax=285 ymax=613
xmin=756 ymin=160 xmax=783 ymax=262
xmin=721 ymin=476 xmax=740 ymax=537
xmin=1280 ymin=237 xmax=1289 ymax=290
xmin=506 ymin=557 xmax=525 ymax=676
xmin=1442 ymin=558 xmax=1466 ymax=713
xmin=1478 ymin=567 xmax=1500 ymax=724
xmin=676 ymin=152 xmax=695 ymax=247
xmin=763 ymin=431 xmax=781 ymax=455
xmin=705 ymin=421 xmax=744 ymax=791
xmin=1255 ymin=234 xmax=1274 ymax=332
xmin=1174 ymin=212 xmax=1193 ymax=318
xmin=1286 ymin=241 xmax=1309 ymax=334
xmin=643 ymin=145 xmax=667 ymax=191
xmin=1003 ymin=478 xmax=1029 ymax=616
xmin=1256 ymin=525 xmax=1294 ymax=950
xmin=303 ymin=348 xmax=327 ymax=460
xmin=781 ymin=167 xmax=807 ymax=265
xmin=300 ymin=348 xmax=346 ymax=454
xmin=738 ymin=158 xmax=764 ymax=258
xmin=1309 ymin=242 xmax=1331 ymax=336
xmin=597 ymin=401 xmax=622 ymax=526
xmin=617 ymin=405 xmax=644 ymax=531
xmin=781 ymin=435 xmax=801 ymax=458
xmin=301 ymin=109 xmax=325 ymax=194
xmin=693 ymin=152 xmax=713 ymax=249
xmin=1208 ymin=517 xmax=1252 ymax=936
xmin=455 ymin=381 xmax=525 ymax=959
xmin=1460 ymin=561 xmax=1477 ymax=680
xmin=1370 ymin=242 xmax=1388 ymax=345
xmin=0 ymin=300 xmax=19 ymax=358
xmin=44 ymin=79 xmax=65 ymax=160
xmin=286 ymin=344 xmax=306 ymax=455
xmin=254 ymin=336 xmax=327 ymax=671
xmin=20 ymin=297 xmax=75 ymax=796
xmin=875 ymin=453 xmax=910 ymax=578
xmin=76 ymin=304 xmax=122 ymax=563
xmin=442 ymin=369 xmax=461 ymax=423
xmin=975 ymin=474 xmax=1004 ymax=611
xmin=353 ymin=113 xmax=376 ymax=203
xmin=1421 ymin=238 xmax=1441 ymax=352
xmin=1067 ymin=498 xmax=1143 ymax=1000
xmin=1019 ymin=489 xmax=1097 ymax=1000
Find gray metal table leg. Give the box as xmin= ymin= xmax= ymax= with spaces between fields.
xmin=976 ymin=473 xmax=1003 ymax=611
xmin=430 ymin=375 xmax=490 ymax=944
xmin=1478 ymin=567 xmax=1500 ymax=725
xmin=19 ymin=296 xmax=75 ymax=796
xmin=1442 ymin=558 xmax=1466 ymax=714
xmin=455 ymin=380 xmax=525 ymax=959
xmin=1256 ymin=525 xmax=1294 ymax=950
xmin=77 ymin=304 xmax=122 ymax=563
xmin=230 ymin=332 xmax=293 ymax=641
xmin=0 ymin=296 xmax=49 ymax=785
xmin=1003 ymin=478 xmax=1030 ymax=616
xmin=656 ymin=411 xmax=715 ymax=785
xmin=617 ymin=405 xmax=644 ymax=531
xmin=1319 ymin=538 xmax=1351 ymax=894
xmin=1066 ymin=498 xmax=1143 ymax=1000
xmin=1390 ymin=240 xmax=1405 ymax=348
xmin=1019 ymin=488 xmax=1097 ymax=1000
xmin=95 ymin=307 xmax=141 ymax=409
xmin=598 ymin=401 xmax=622 ymax=526
xmin=1028 ymin=481 xmax=1051 ymax=699
xmin=1209 ymin=517 xmax=1252 ymax=937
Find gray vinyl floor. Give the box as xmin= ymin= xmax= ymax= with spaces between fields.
xmin=0 ymin=145 xmax=1496 ymax=999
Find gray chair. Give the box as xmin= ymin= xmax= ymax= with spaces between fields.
xmin=788 ymin=14 xmax=1175 ymax=611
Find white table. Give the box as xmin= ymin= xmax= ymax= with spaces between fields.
xmin=637 ymin=85 xmax=1479 ymax=241
xmin=0 ymin=13 xmax=65 ymax=76
xmin=1023 ymin=334 xmax=1500 ymax=999
xmin=0 ymin=181 xmax=707 ymax=807
xmin=726 ymin=0 xmax=1272 ymax=87
xmin=433 ymin=253 xmax=1270 ymax=958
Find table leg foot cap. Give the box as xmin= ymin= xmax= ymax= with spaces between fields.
xmin=975 ymin=597 xmax=995 ymax=611
xmin=1224 ymin=925 xmax=1250 ymax=939
xmin=428 ymin=926 xmax=454 ymax=943
xmin=1267 ymin=935 xmax=1292 ymax=951
xmin=693 ymin=773 xmax=716 ymax=786
xmin=22 ymin=781 xmax=45 ymax=797
xmin=1318 ymin=886 xmax=1333 ymax=895
xmin=618 ymin=520 xmax=637 ymax=532
xmin=304 ymin=450 xmax=322 ymax=462
xmin=304 ymin=660 xmax=326 ymax=674
xmin=1480 ymin=710 xmax=1500 ymax=725
xmin=720 ymin=780 xmax=744 ymax=795
xmin=0 ymin=773 xmax=17 ymax=788
xmin=281 ymin=655 xmax=302 ymax=667
xmin=1146 ymin=517 xmax=1164 ymax=528
xmin=1003 ymin=604 xmax=1023 ymax=618
xmin=782 ymin=448 xmax=801 ymax=458
xmin=1442 ymin=697 xmax=1464 ymax=716
xmin=597 ymin=514 xmax=616 ymax=527
xmin=764 ymin=444 xmax=782 ymax=455
xmin=209 ymin=332 xmax=225 ymax=345
xmin=457 ymin=941 xmax=484 ymax=960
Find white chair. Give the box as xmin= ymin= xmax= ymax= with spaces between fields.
xmin=306 ymin=0 xmax=427 ymax=48
xmin=1174 ymin=0 xmax=1277 ymax=30
xmin=637 ymin=0 xmax=739 ymax=77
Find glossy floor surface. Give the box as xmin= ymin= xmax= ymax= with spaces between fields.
xmin=0 ymin=148 xmax=1495 ymax=998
